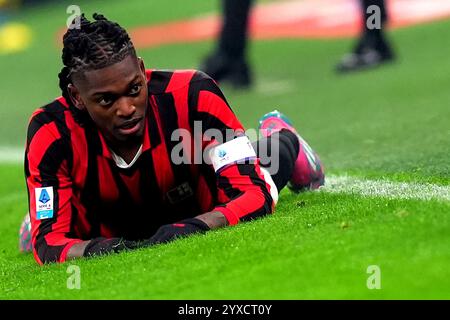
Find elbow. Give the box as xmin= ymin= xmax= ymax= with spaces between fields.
xmin=33 ymin=245 xmax=55 ymax=265
xmin=33 ymin=238 xmax=70 ymax=265
xmin=34 ymin=243 xmax=59 ymax=265
xmin=258 ymin=184 xmax=275 ymax=215
xmin=239 ymin=187 xmax=274 ymax=223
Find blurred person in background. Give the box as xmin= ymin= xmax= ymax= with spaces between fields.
xmin=200 ymin=0 xmax=396 ymax=87
xmin=336 ymin=0 xmax=395 ymax=72
xmin=200 ymin=0 xmax=253 ymax=89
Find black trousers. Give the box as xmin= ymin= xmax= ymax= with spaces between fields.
xmin=218 ymin=0 xmax=253 ymax=60
xmin=216 ymin=0 xmax=387 ymax=58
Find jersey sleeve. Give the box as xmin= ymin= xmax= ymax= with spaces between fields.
xmin=25 ymin=110 xmax=82 ymax=264
xmin=188 ymin=71 xmax=274 ymax=225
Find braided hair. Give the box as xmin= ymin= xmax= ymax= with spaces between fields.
xmin=58 ymin=13 xmax=136 ymax=107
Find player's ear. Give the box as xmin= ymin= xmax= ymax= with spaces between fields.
xmin=138 ymin=57 xmax=145 ymax=75
xmin=67 ymin=84 xmax=85 ymax=111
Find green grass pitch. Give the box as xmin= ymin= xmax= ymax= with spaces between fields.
xmin=0 ymin=0 xmax=449 ymax=299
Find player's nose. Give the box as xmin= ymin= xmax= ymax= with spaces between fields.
xmin=116 ymin=97 xmax=136 ymax=117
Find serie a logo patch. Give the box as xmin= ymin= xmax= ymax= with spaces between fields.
xmin=35 ymin=187 xmax=54 ymax=220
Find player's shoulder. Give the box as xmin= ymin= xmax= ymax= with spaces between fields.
xmin=27 ymin=97 xmax=73 ymax=141
xmin=29 ymin=97 xmax=70 ymax=122
xmin=146 ymin=69 xmax=214 ymax=94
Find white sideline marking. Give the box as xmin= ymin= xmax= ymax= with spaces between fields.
xmin=322 ymin=175 xmax=450 ymax=202
xmin=255 ymin=79 xmax=295 ymax=95
xmin=0 ymin=147 xmax=23 ymax=163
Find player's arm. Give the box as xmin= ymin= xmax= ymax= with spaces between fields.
xmin=26 ymin=110 xmax=83 ymax=264
xmin=66 ymin=237 xmax=147 ymax=259
xmin=195 ymin=210 xmax=229 ymax=228
xmin=26 ymin=111 xmax=146 ymax=263
xmin=148 ymin=72 xmax=274 ymax=244
xmin=190 ymin=72 xmax=274 ymax=227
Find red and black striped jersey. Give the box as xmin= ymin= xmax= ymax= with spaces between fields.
xmin=25 ymin=70 xmax=274 ymax=264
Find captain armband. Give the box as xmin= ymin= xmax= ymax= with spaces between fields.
xmin=208 ymin=136 xmax=257 ymax=173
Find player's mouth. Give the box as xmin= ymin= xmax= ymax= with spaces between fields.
xmin=116 ymin=117 xmax=144 ymax=136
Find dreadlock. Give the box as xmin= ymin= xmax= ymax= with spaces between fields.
xmin=58 ymin=13 xmax=136 ymax=107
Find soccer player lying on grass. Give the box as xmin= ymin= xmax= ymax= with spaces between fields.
xmin=23 ymin=14 xmax=324 ymax=264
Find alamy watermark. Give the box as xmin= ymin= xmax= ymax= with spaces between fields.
xmin=366 ymin=265 xmax=381 ymax=289
xmin=67 ymin=265 xmax=81 ymax=289
xmin=366 ymin=5 xmax=381 ymax=30
xmin=169 ymin=122 xmax=281 ymax=175
xmin=66 ymin=5 xmax=81 ymax=30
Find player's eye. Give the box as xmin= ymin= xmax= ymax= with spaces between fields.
xmin=98 ymin=95 xmax=113 ymax=107
xmin=129 ymin=83 xmax=142 ymax=96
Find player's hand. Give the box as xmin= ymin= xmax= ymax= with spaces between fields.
xmin=83 ymin=237 xmax=151 ymax=257
xmin=149 ymin=218 xmax=210 ymax=245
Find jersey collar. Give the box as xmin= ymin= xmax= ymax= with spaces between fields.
xmin=96 ymin=102 xmax=160 ymax=159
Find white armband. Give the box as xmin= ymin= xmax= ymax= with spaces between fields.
xmin=209 ymin=136 xmax=257 ymax=172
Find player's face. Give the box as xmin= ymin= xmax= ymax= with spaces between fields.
xmin=69 ymin=54 xmax=148 ymax=145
